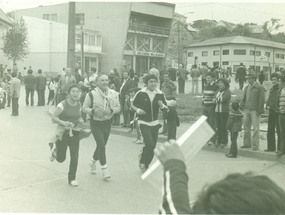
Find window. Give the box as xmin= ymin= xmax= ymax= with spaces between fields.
xmin=276 ymin=53 xmax=280 ymax=58
xmin=250 ymin=50 xmax=255 ymax=56
xmin=96 ymin=35 xmax=101 ymax=46
xmin=250 ymin=50 xmax=261 ymax=56
xmin=43 ymin=13 xmax=57 ymax=21
xmin=265 ymin=52 xmax=271 ymax=57
xmin=202 ymin=51 xmax=208 ymax=56
xmin=89 ymin=35 xmax=95 ymax=46
xmin=213 ymin=50 xmax=220 ymax=56
xmin=84 ymin=34 xmax=88 ymax=45
xmin=76 ymin=33 xmax=81 ymax=44
xmin=222 ymin=61 xmax=229 ymax=65
xmin=234 ymin=49 xmax=246 ymax=55
xmin=202 ymin=62 xmax=208 ymax=66
xmin=213 ymin=62 xmax=219 ymax=67
xmin=222 ymin=50 xmax=229 ymax=55
xmin=43 ymin=14 xmax=50 ymax=20
xmin=280 ymin=54 xmax=285 ymax=59
xmin=188 ymin=52 xmax=193 ymax=57
xmin=51 ymin=14 xmax=57 ymax=21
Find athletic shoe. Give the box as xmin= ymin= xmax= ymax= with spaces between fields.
xmin=89 ymin=159 xmax=96 ymax=174
xmin=134 ymin=139 xmax=143 ymax=144
xmin=102 ymin=167 xmax=111 ymax=180
xmin=139 ymin=163 xmax=147 ymax=172
xmin=69 ymin=180 xmax=78 ymax=187
xmin=49 ymin=148 xmax=57 ymax=162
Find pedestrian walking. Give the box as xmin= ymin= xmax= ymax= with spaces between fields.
xmin=199 ymin=65 xmax=209 ymax=91
xmin=132 ymin=74 xmax=167 ymax=171
xmin=226 ymin=102 xmax=243 ymax=158
xmin=165 ymin=100 xmax=179 ymax=140
xmin=51 ymin=84 xmax=82 ymax=186
xmin=265 ymin=73 xmax=280 ymax=152
xmin=47 ymin=77 xmax=56 ymax=105
xmin=36 ymin=69 xmax=47 ymax=106
xmin=10 ymin=72 xmax=21 ymax=116
xmin=177 ymin=64 xmax=188 ymax=94
xmin=202 ymin=72 xmax=219 ymax=145
xmin=240 ymin=71 xmax=265 ymax=151
xmin=83 ymin=74 xmax=120 ymax=180
xmin=215 ymin=78 xmax=231 ymax=148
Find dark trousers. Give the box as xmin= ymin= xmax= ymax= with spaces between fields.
xmin=178 ymin=78 xmax=185 ymax=94
xmin=267 ymin=110 xmax=280 ymax=151
xmin=203 ymin=105 xmax=216 ymax=142
xmin=229 ymin=132 xmax=238 ymax=156
xmin=56 ymin=131 xmax=80 ymax=182
xmin=0 ymin=93 xmax=6 ymax=109
xmin=6 ymin=93 xmax=11 ymax=107
xmin=11 ymin=98 xmax=19 ymax=115
xmin=140 ymin=124 xmax=160 ymax=167
xmin=37 ymin=89 xmax=45 ymax=106
xmin=47 ymin=90 xmax=55 ymax=105
xmin=25 ymin=89 xmax=34 ymax=106
xmin=112 ymin=113 xmax=120 ymax=126
xmin=167 ymin=124 xmax=177 ymax=140
xmin=90 ymin=119 xmax=111 ymax=165
xmin=279 ymin=114 xmax=285 ymax=153
xmin=239 ymin=79 xmax=245 ymax=90
xmin=202 ymin=78 xmax=206 ymax=91
xmin=216 ymin=112 xmax=229 ymax=145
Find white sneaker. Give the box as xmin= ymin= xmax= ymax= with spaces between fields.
xmin=49 ymin=148 xmax=57 ymax=162
xmin=89 ymin=159 xmax=96 ymax=174
xmin=69 ymin=180 xmax=78 ymax=187
xmin=102 ymin=168 xmax=111 ymax=181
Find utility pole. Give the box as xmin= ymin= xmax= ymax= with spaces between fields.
xmin=177 ymin=19 xmax=181 ymax=65
xmin=67 ymin=2 xmax=76 ymax=73
xmin=80 ymin=17 xmax=84 ymax=74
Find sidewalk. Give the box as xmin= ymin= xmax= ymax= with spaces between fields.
xmin=111 ymin=121 xmax=285 ymax=164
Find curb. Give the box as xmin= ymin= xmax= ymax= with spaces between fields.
xmin=202 ymin=145 xmax=285 ymax=164
xmin=111 ymin=126 xmax=285 ymax=164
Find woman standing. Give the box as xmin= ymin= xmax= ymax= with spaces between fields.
xmin=83 ymin=74 xmax=120 ymax=180
xmin=215 ymin=78 xmax=231 ymax=148
xmin=52 ymin=84 xmax=82 ymax=186
xmin=132 ymin=74 xmax=167 ymax=171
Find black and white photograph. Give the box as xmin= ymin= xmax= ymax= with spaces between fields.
xmin=1 ymin=0 xmax=285 ymax=214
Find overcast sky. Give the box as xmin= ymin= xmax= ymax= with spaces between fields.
xmin=1 ymin=0 xmax=285 ymax=31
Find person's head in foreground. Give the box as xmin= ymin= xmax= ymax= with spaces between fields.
xmin=143 ymin=74 xmax=158 ymax=91
xmin=155 ymin=140 xmax=285 ymax=214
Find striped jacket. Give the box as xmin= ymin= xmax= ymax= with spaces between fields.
xmin=159 ymin=160 xmax=191 ymax=215
xmin=202 ymin=82 xmax=219 ymax=106
xmin=215 ymin=89 xmax=231 ymax=113
xmin=278 ymin=87 xmax=285 ymax=114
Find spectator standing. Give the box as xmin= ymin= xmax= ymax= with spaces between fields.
xmin=265 ymin=74 xmax=280 ymax=152
xmin=199 ymin=65 xmax=209 ymax=91
xmin=277 ymin=76 xmax=285 ymax=157
xmin=215 ymin=78 xmax=231 ymax=148
xmin=10 ymin=72 xmax=21 ymax=116
xmin=74 ymin=68 xmax=82 ymax=83
xmin=226 ymin=102 xmax=243 ymax=158
xmin=59 ymin=68 xmax=76 ymax=101
xmin=3 ymin=71 xmax=12 ymax=107
xmin=47 ymin=77 xmax=56 ymax=105
xmin=161 ymin=72 xmax=177 ymax=134
xmin=190 ymin=64 xmax=201 ymax=95
xmin=28 ymin=66 xmax=33 ymax=75
xmin=240 ymin=71 xmax=265 ymax=151
xmin=83 ymin=74 xmax=120 ymax=179
xmin=177 ymin=64 xmax=188 ymax=94
xmin=236 ymin=63 xmax=247 ymax=90
xmin=168 ymin=65 xmax=176 ymax=82
xmin=202 ymin=72 xmax=219 ymax=144
xmin=24 ymin=69 xmax=36 ymax=106
xmin=159 ymin=65 xmax=168 ymax=89
xmin=258 ymin=70 xmax=265 ymax=85
xmin=165 ymin=100 xmax=180 ymax=140
xmin=109 ymin=70 xmax=121 ymax=126
xmin=149 ymin=64 xmax=160 ymax=80
xmin=120 ymin=71 xmax=134 ymax=127
xmin=36 ymin=69 xmax=47 ymax=106
xmin=22 ymin=67 xmax=27 ymax=77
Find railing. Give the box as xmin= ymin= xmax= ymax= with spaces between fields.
xmin=128 ymin=23 xmax=170 ymax=36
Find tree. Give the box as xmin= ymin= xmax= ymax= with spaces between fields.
xmin=232 ymin=24 xmax=252 ymax=37
xmin=262 ymin=18 xmax=283 ymax=40
xmin=2 ymin=18 xmax=29 ymax=64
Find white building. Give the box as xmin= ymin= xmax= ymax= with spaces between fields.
xmin=184 ymin=36 xmax=285 ymax=73
xmin=17 ymin=16 xmax=103 ymax=75
xmin=0 ymin=9 xmax=13 ymax=66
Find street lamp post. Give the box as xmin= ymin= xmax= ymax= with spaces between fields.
xmin=80 ymin=17 xmax=84 ymax=74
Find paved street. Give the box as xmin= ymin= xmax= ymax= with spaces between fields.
xmin=0 ymin=85 xmax=284 ymax=214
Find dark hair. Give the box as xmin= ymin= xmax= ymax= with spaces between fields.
xmin=28 ymin=69 xmax=33 ymax=74
xmin=91 ymin=67 xmax=97 ymax=73
xmin=38 ymin=69 xmax=42 ymax=74
xmin=205 ymin=72 xmax=213 ymax=78
xmin=68 ymin=84 xmax=80 ymax=94
xmin=193 ymin=64 xmax=197 ymax=69
xmin=280 ymin=75 xmax=285 ymax=83
xmin=143 ymin=74 xmax=158 ymax=84
xmin=11 ymin=72 xmax=17 ymax=77
xmin=217 ymin=78 xmax=230 ymax=89
xmin=231 ymin=101 xmax=239 ymax=111
xmin=192 ymin=172 xmax=285 ymax=214
xmin=271 ymin=73 xmax=279 ymax=80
